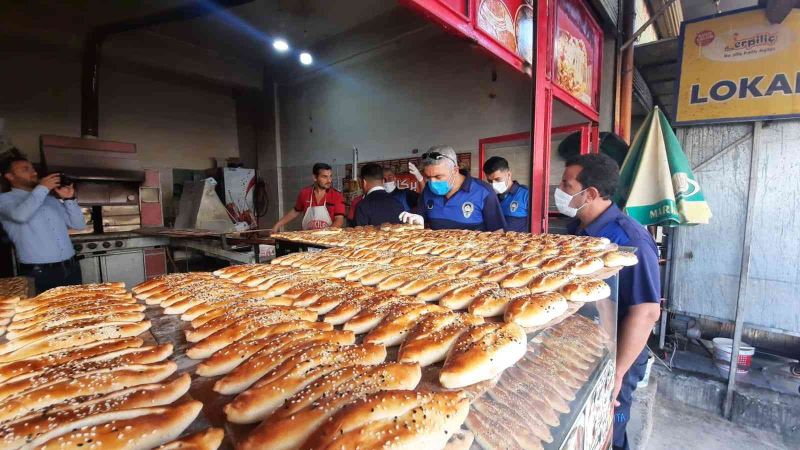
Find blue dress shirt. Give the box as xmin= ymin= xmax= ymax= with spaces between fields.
xmin=568 ymin=203 xmax=660 ymax=321
xmin=0 ymin=186 xmax=86 ymax=264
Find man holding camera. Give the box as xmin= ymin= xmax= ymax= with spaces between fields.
xmin=0 ymin=156 xmax=85 ymax=293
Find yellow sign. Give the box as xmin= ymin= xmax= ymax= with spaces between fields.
xmin=675 ymin=7 xmax=800 ymax=125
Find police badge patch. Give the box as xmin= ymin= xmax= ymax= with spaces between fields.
xmin=510 ymin=201 xmax=519 ymax=212
xmin=462 ymin=201 xmax=474 ymax=218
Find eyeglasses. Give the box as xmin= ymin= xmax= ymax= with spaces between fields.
xmin=420 ymin=151 xmax=457 ymax=165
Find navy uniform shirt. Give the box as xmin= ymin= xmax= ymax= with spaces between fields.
xmin=568 ymin=204 xmax=660 ymax=321
xmin=498 ymin=181 xmax=530 ymax=232
xmin=354 ymin=188 xmax=405 ymax=227
xmin=389 ymin=188 xmax=419 ymax=212
xmin=419 ymin=175 xmax=506 ymax=231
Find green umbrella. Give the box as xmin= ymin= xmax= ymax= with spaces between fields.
xmin=615 ymin=107 xmax=712 ymax=226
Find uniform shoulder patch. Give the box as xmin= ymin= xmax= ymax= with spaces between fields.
xmin=462 ymin=201 xmax=474 ymax=218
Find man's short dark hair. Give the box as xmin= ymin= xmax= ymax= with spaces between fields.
xmin=382 ymin=166 xmax=395 ymax=174
xmin=0 ymin=155 xmax=28 ymax=176
xmin=312 ymin=162 xmax=332 ymax=176
xmin=482 ymin=156 xmax=509 ymax=175
xmin=565 ymin=153 xmax=619 ymax=199
xmin=360 ymin=163 xmax=384 ymax=182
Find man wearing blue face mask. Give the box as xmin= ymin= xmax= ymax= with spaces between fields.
xmin=557 ymin=153 xmax=660 ymax=450
xmin=400 ymin=146 xmax=505 ymax=231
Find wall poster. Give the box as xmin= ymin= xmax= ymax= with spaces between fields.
xmin=553 ymin=0 xmax=602 ymax=109
xmin=475 ymin=0 xmax=534 ymax=64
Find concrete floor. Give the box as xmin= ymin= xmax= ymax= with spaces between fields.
xmin=647 ymin=398 xmax=792 ymax=450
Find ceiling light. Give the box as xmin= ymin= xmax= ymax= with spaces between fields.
xmin=299 ymin=52 xmax=313 ymax=65
xmin=272 ymin=39 xmax=289 ymax=52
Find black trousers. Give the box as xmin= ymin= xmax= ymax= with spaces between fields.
xmin=19 ymin=258 xmax=82 ymax=294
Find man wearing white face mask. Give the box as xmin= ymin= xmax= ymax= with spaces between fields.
xmin=482 ymin=156 xmax=529 ymax=232
xmin=382 ymin=166 xmax=419 ymax=213
xmin=557 ymin=153 xmax=661 ymax=450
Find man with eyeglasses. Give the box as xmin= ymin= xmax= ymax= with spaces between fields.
xmin=400 ymin=146 xmax=505 ymax=231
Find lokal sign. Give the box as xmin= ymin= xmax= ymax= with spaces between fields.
xmin=675 ymin=7 xmax=800 ymax=125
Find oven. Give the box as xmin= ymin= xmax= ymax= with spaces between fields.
xmin=40 ymin=135 xmax=168 ymax=285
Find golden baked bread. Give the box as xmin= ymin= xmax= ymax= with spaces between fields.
xmin=398 ymin=312 xmax=485 ymax=367
xmin=439 ymin=282 xmax=499 ymax=310
xmin=504 ymin=292 xmax=569 ymax=327
xmin=195 ymin=321 xmax=334 ymax=377
xmin=212 ymin=332 xmax=356 ymax=394
xmin=440 ymin=322 xmax=527 ymax=388
xmin=0 ymin=374 xmax=191 ymax=450
xmin=35 ymin=401 xmax=202 ymax=450
xmin=559 ymin=278 xmax=611 ymax=302
xmin=300 ymin=390 xmax=470 ymax=450
xmin=0 ymin=361 xmax=177 ymax=423
xmin=156 ymin=428 xmax=225 ymax=450
xmin=239 ymin=363 xmax=422 ymax=450
xmin=363 ymin=304 xmax=449 ymax=347
xmin=467 ymin=287 xmax=530 ymax=317
xmin=224 ymin=343 xmax=387 ymax=424
xmin=527 ymin=271 xmax=574 ymax=294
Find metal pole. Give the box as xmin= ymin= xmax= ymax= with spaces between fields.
xmin=659 ymin=228 xmax=673 ymax=350
xmin=723 ymin=121 xmax=762 ymax=419
xmin=620 ymin=0 xmax=680 ymax=50
xmin=619 ymin=0 xmax=636 ymax=143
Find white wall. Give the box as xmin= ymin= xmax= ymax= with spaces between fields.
xmin=277 ymin=28 xmax=609 ymax=215
xmin=0 ymin=41 xmax=240 ymax=170
xmin=279 ymin=31 xmax=532 ymax=169
xmin=0 ymin=36 xmax=249 ymax=218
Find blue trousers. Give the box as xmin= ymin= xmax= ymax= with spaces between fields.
xmin=613 ymin=348 xmax=650 ymax=450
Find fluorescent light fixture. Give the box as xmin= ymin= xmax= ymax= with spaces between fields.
xmin=272 ymin=39 xmax=289 ymax=52
xmin=299 ymin=52 xmax=313 ymax=65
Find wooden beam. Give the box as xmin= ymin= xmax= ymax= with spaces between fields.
xmin=762 ymin=0 xmax=800 ymax=24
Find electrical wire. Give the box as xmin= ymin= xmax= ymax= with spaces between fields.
xmin=253 ymin=177 xmax=269 ymax=218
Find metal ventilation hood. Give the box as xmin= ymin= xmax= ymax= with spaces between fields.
xmin=40 ymin=135 xmax=144 ymax=182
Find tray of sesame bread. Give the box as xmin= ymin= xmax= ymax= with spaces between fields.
xmin=0 ymin=227 xmax=630 ymax=450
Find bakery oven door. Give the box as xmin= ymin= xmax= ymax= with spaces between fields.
xmin=100 ymin=250 xmax=145 ymax=287
xmin=78 ymin=255 xmax=102 ymax=284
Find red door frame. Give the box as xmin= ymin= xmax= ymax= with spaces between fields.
xmin=477 ymin=123 xmax=594 ymax=180
xmin=478 ymin=122 xmax=596 ymax=229
xmin=477 ymin=131 xmax=532 ymax=181
xmin=401 ymin=0 xmax=604 ymax=232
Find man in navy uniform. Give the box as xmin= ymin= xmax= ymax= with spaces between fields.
xmin=400 ymin=146 xmax=505 ymax=231
xmin=482 ymin=156 xmax=530 ymax=232
xmin=556 ymin=153 xmax=660 ymax=450
xmin=354 ymin=163 xmax=404 ymax=227
xmin=382 ymin=166 xmax=419 ymax=213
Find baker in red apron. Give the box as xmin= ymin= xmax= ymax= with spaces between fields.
xmin=271 ymin=163 xmax=345 ymax=232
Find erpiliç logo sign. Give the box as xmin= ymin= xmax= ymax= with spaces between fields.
xmin=724 ymin=32 xmax=777 ymax=52
xmin=694 ymin=30 xmax=715 ymax=46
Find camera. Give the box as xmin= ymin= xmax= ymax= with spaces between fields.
xmin=59 ymin=173 xmax=75 ymax=186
